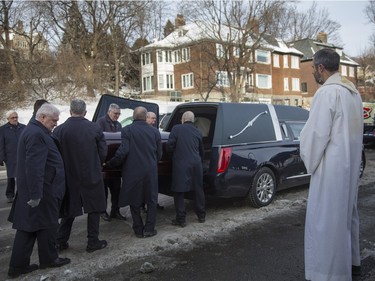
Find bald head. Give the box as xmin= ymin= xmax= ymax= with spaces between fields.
xmin=181 ymin=111 xmax=194 ymax=123
xmin=133 ymin=106 xmax=147 ymax=121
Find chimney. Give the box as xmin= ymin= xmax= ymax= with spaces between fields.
xmin=316 ymin=32 xmax=328 ymax=43
xmin=175 ymin=14 xmax=185 ymax=28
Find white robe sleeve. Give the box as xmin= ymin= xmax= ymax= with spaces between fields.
xmin=300 ymin=88 xmax=335 ymax=174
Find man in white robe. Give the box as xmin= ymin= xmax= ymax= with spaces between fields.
xmin=300 ymin=48 xmax=363 ymax=281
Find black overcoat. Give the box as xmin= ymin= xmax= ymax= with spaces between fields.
xmin=167 ymin=122 xmax=204 ymax=193
xmin=9 ymin=119 xmax=65 ymax=232
xmin=108 ymin=120 xmax=162 ymax=207
xmin=54 ymin=116 xmax=107 ymax=217
xmin=96 ymin=114 xmax=122 ymax=132
xmin=0 ymin=122 xmax=26 ymax=177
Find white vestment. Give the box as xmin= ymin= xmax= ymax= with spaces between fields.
xmin=300 ymin=73 xmax=363 ymax=281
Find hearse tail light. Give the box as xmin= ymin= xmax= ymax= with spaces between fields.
xmin=217 ymin=147 xmax=232 ymax=173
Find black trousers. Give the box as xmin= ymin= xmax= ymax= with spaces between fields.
xmin=174 ymin=189 xmax=206 ymax=223
xmin=103 ymin=178 xmax=121 ymax=215
xmin=130 ymin=202 xmax=157 ymax=235
xmin=57 ymin=212 xmax=100 ymax=246
xmin=9 ymin=228 xmax=58 ymax=269
xmin=5 ymin=177 xmax=15 ymax=198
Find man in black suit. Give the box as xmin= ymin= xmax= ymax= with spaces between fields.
xmin=54 ymin=99 xmax=108 ymax=253
xmin=8 ymin=103 xmax=70 ymax=279
xmin=96 ymin=103 xmax=126 ymax=221
xmin=107 ymin=107 xmax=162 ymax=238
xmin=167 ymin=111 xmax=205 ymax=227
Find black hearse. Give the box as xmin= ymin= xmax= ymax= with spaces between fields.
xmin=93 ymin=94 xmax=314 ymax=208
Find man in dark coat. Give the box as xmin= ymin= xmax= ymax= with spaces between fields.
xmin=167 ymin=111 xmax=205 ymax=227
xmin=7 ymin=104 xmax=70 ymax=279
xmin=0 ymin=110 xmax=26 ymax=203
xmin=96 ymin=103 xmax=126 ymax=221
xmin=107 ymin=106 xmax=162 ymax=238
xmin=54 ymin=99 xmax=108 ymax=253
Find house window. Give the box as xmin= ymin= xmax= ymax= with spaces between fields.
xmin=166 ymin=74 xmax=174 ymax=89
xmin=158 ymin=74 xmax=164 ymax=89
xmin=233 ymin=47 xmax=241 ymax=57
xmin=182 ymin=48 xmax=190 ymax=62
xmin=291 ymin=56 xmax=299 ymax=69
xmin=182 ymin=73 xmax=194 ymax=88
xmin=174 ymin=50 xmax=181 ymax=63
xmin=349 ymin=66 xmax=355 ymax=77
xmin=166 ymin=50 xmax=173 ymax=62
xmin=273 ymin=54 xmax=280 ymax=67
xmin=142 ymin=75 xmax=154 ymax=91
xmin=292 ymin=78 xmax=300 ymax=91
xmin=142 ymin=52 xmax=152 ymax=66
xmin=256 ymin=74 xmax=272 ymax=89
xmin=170 ymin=91 xmax=182 ymax=102
xmin=157 ymin=51 xmax=163 ymax=62
xmin=255 ymin=50 xmax=270 ymax=64
xmin=216 ymin=71 xmax=230 ymax=87
xmin=283 ymin=55 xmax=289 ymax=68
xmin=341 ymin=65 xmax=347 ymax=76
xmin=284 ymin=77 xmax=289 ymax=91
xmin=216 ymin=43 xmax=226 ymax=58
xmin=158 ymin=74 xmax=174 ymax=90
xmin=301 ymin=82 xmax=307 ymax=93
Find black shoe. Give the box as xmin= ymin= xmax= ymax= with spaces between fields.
xmin=171 ymin=219 xmax=186 ymax=228
xmin=144 ymin=230 xmax=157 ymax=238
xmin=86 ymin=240 xmax=107 ymax=253
xmin=7 ymin=196 xmax=14 ymax=203
xmin=110 ymin=211 xmax=126 ymax=220
xmin=55 ymin=241 xmax=69 ymax=252
xmin=157 ymin=204 xmax=164 ymax=210
xmin=101 ymin=212 xmax=111 ymax=221
xmin=198 ymin=217 xmax=206 ymax=223
xmin=352 ymin=265 xmax=361 ymax=276
xmin=40 ymin=257 xmax=71 ymax=269
xmin=135 ymin=233 xmax=144 ymax=238
xmin=8 ymin=264 xmax=38 ymax=278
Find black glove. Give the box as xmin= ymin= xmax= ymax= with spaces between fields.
xmin=0 ymin=160 xmax=4 ymax=166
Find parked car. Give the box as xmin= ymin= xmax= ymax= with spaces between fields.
xmin=93 ymin=95 xmax=365 ymax=208
xmin=363 ymin=124 xmax=375 ymax=147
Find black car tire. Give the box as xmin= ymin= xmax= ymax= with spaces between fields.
xmin=360 ymin=150 xmax=366 ymax=178
xmin=248 ymin=167 xmax=276 ymax=208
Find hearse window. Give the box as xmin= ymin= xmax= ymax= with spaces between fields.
xmin=194 ymin=117 xmax=211 ymax=137
xmin=287 ymin=122 xmax=305 ymax=140
xmin=119 ymin=108 xmax=134 ymax=127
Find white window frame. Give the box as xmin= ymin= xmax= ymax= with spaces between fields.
xmin=341 ymin=65 xmax=348 ymax=76
xmin=284 ymin=77 xmax=289 ymax=91
xmin=182 ymin=73 xmax=194 ymax=89
xmin=283 ymin=54 xmax=289 ymax=68
xmin=157 ymin=50 xmax=163 ymax=63
xmin=256 ymin=74 xmax=272 ymax=89
xmin=182 ymin=47 xmax=190 ymax=62
xmin=292 ymin=78 xmax=300 ymax=91
xmin=291 ymin=55 xmax=299 ymax=69
xmin=273 ymin=54 xmax=280 ymax=68
xmin=349 ymin=66 xmax=355 ymax=77
xmin=255 ymin=50 xmax=271 ymax=64
xmin=158 ymin=74 xmax=174 ymax=90
xmin=216 ymin=43 xmax=226 ymax=59
xmin=142 ymin=75 xmax=154 ymax=91
xmin=216 ymin=71 xmax=230 ymax=87
xmin=142 ymin=52 xmax=152 ymax=66
xmin=174 ymin=50 xmax=181 ymax=63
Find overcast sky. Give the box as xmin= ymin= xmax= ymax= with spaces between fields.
xmin=298 ymin=0 xmax=374 ymax=57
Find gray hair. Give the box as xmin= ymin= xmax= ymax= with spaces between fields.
xmin=146 ymin=111 xmax=156 ymax=118
xmin=70 ymin=99 xmax=86 ymax=115
xmin=5 ymin=110 xmax=17 ymax=119
xmin=313 ymin=48 xmax=340 ymax=72
xmin=36 ymin=103 xmax=60 ymax=120
xmin=182 ymin=111 xmax=194 ymax=123
xmin=133 ymin=106 xmax=147 ymax=120
xmin=108 ymin=103 xmax=120 ymax=112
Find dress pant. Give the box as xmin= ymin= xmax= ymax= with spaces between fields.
xmin=104 ymin=178 xmax=121 ymax=215
xmin=130 ymin=202 xmax=157 ymax=235
xmin=9 ymin=228 xmax=58 ymax=268
xmin=174 ymin=190 xmax=206 ymax=223
xmin=57 ymin=212 xmax=100 ymax=245
xmin=5 ymin=177 xmax=16 ymax=198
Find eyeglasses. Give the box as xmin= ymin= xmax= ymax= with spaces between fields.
xmin=10 ymin=117 xmax=18 ymax=119
xmin=112 ymin=112 xmax=121 ymax=116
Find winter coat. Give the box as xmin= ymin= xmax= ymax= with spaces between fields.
xmin=167 ymin=122 xmax=204 ymax=193
xmin=8 ymin=119 xmax=65 ymax=232
xmin=97 ymin=114 xmax=122 ymax=132
xmin=108 ymin=120 xmax=162 ymax=207
xmin=0 ymin=122 xmax=26 ymax=177
xmin=54 ymin=116 xmax=107 ymax=217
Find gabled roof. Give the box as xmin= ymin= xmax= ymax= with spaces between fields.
xmin=138 ymin=22 xmax=303 ymax=57
xmin=288 ymin=38 xmax=358 ymax=66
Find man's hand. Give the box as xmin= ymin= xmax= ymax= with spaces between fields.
xmin=27 ymin=199 xmax=41 ymax=208
xmin=0 ymin=161 xmax=4 ymax=166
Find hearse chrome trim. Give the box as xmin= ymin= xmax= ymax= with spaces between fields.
xmin=286 ymin=174 xmax=311 ymax=179
xmin=229 ymin=111 xmax=268 ymax=139
xmin=267 ymin=104 xmax=283 ymax=141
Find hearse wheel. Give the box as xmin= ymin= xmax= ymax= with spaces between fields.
xmin=248 ymin=167 xmax=276 ymax=208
